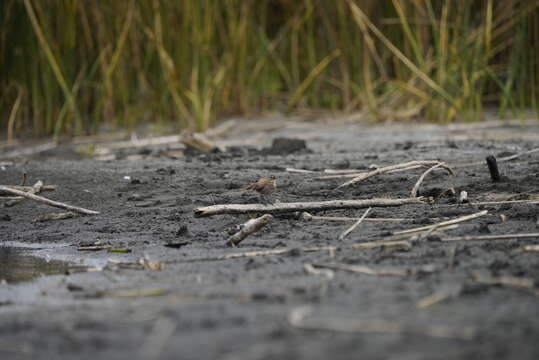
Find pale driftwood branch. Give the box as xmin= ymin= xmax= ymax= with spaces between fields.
xmin=226 ymin=214 xmax=273 ymax=247
xmin=335 ymin=161 xmax=454 ymax=188
xmin=194 ymin=198 xmax=424 ymax=217
xmin=410 ymin=163 xmax=447 ymax=198
xmin=441 ymin=232 xmax=539 ymax=242
xmin=288 ymin=306 xmax=475 ymax=340
xmin=338 ymin=207 xmax=371 ymax=240
xmin=301 ymin=212 xmax=414 ymax=222
xmin=0 ymin=185 xmax=99 ymax=215
xmin=5 ymin=180 xmax=43 ymax=207
xmin=394 ymin=210 xmax=488 ymax=235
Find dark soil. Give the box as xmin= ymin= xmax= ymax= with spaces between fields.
xmin=1 ymin=118 xmax=539 ymax=360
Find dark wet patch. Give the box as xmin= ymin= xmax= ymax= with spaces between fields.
xmin=0 ymin=247 xmax=72 ymax=284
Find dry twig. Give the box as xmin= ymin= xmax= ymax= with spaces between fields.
xmin=335 ymin=161 xmax=454 ymax=189
xmin=301 ymin=212 xmax=414 ymax=222
xmin=0 ymin=185 xmax=99 ymax=215
xmin=394 ymin=210 xmax=488 ymax=236
xmin=338 ymin=207 xmax=371 ymax=240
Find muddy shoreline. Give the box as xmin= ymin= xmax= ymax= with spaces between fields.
xmin=1 ymin=119 xmax=539 ymax=359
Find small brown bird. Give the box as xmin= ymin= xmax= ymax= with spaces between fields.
xmin=241 ymin=175 xmax=277 ymax=204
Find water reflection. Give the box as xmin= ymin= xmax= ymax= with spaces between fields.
xmin=0 ymin=247 xmax=72 ymax=284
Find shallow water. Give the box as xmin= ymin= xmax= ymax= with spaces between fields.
xmin=0 ymin=247 xmax=72 ymax=284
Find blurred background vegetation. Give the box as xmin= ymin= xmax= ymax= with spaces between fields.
xmin=1 ymin=0 xmax=538 ymax=139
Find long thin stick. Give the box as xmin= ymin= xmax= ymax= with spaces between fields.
xmin=288 ymin=306 xmax=475 ymax=340
xmin=319 ymin=164 xmax=425 ymax=179
xmin=410 ymin=163 xmax=446 ymax=198
xmin=0 ymin=185 xmax=99 ymax=215
xmin=194 ymin=197 xmax=424 ymax=217
xmin=338 ymin=207 xmax=371 ymax=240
xmin=312 ymin=262 xmax=410 ymax=276
xmin=442 ymin=233 xmax=539 ymax=242
xmin=394 ymin=210 xmax=488 ymax=235
xmin=336 ymin=161 xmax=454 ymax=189
xmin=301 ymin=212 xmax=414 ymax=222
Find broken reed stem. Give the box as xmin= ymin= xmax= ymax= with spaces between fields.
xmin=320 ymin=165 xmax=427 ymax=180
xmin=194 ymin=198 xmax=425 ymax=217
xmin=288 ymin=306 xmax=475 ymax=340
xmin=338 ymin=207 xmax=371 ymax=240
xmin=301 ymin=212 xmax=415 ymax=222
xmin=0 ymin=185 xmax=99 ymax=215
xmin=469 ymin=199 xmax=539 ymax=206
xmin=441 ymin=233 xmax=539 ymax=242
xmin=312 ymin=262 xmax=410 ymax=276
xmin=33 ymin=212 xmax=75 ymax=222
xmin=335 ymin=161 xmax=454 ymax=189
xmin=226 ymin=214 xmax=273 ymax=247
xmin=285 ymin=168 xmax=320 ymax=174
xmin=471 ymin=272 xmax=539 ymax=296
xmin=394 ymin=210 xmax=488 ymax=235
xmin=521 ymin=245 xmax=539 ymax=252
xmin=485 ymin=155 xmax=501 ymax=182
xmin=410 ymin=163 xmax=447 ymax=198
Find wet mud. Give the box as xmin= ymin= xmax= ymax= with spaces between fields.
xmin=1 ymin=118 xmax=539 ymax=359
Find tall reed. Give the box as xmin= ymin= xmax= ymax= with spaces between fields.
xmin=1 ymin=0 xmax=538 ymax=138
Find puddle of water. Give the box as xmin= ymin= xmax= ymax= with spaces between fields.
xmin=0 ymin=247 xmax=72 ymax=284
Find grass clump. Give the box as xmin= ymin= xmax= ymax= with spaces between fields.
xmin=1 ymin=0 xmax=538 ymax=138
